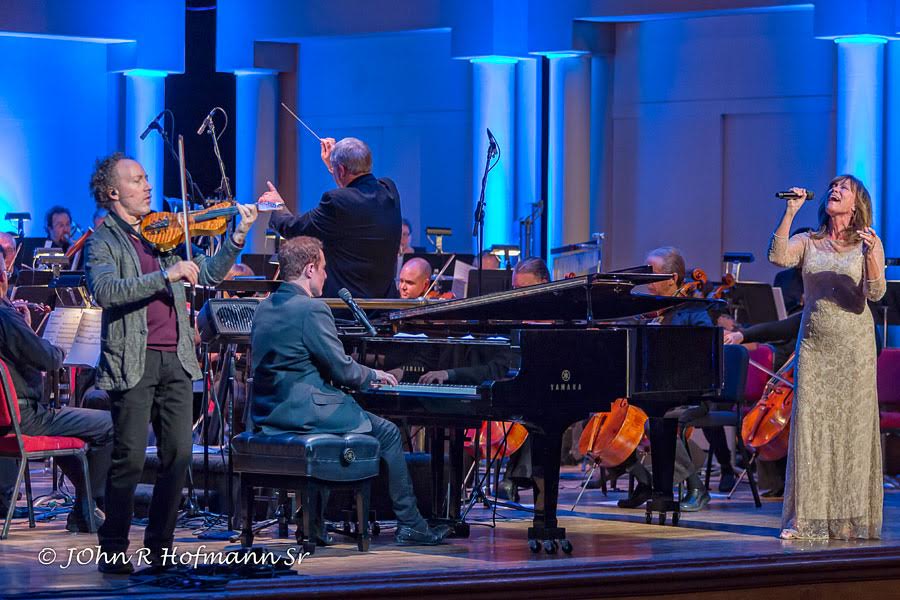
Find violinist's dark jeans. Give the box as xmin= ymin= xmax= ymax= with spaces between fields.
xmin=99 ymin=350 xmax=193 ymax=554
xmin=0 ymin=402 xmax=113 ymax=510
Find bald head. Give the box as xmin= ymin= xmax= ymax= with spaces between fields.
xmin=398 ymin=258 xmax=432 ymax=299
xmin=0 ymin=232 xmax=16 ymax=272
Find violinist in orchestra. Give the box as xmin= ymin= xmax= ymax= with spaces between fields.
xmin=0 ymin=232 xmax=16 ymax=286
xmin=397 ymin=257 xmax=431 ymax=299
xmin=768 ymin=177 xmax=885 ymax=541
xmin=0 ymin=242 xmax=114 ymax=533
xmin=84 ymin=152 xmax=258 ymax=573
xmin=250 ymin=236 xmax=450 ymax=546
xmin=260 ymin=137 xmax=402 ymax=299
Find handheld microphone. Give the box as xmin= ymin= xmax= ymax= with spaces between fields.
xmin=196 ymin=110 xmax=215 ymax=136
xmin=338 ymin=288 xmax=377 ymax=336
xmin=775 ymin=190 xmax=814 ymax=201
xmin=139 ymin=110 xmax=166 ymax=141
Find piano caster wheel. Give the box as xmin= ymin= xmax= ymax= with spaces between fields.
xmin=671 ymin=512 xmax=680 ymax=527
xmin=302 ymin=540 xmax=316 ymax=556
xmin=560 ymin=539 xmax=573 ymax=554
xmin=543 ymin=540 xmax=558 ymax=555
xmin=529 ymin=539 xmax=541 ymax=554
xmin=645 ymin=512 xmax=653 ymax=525
xmin=658 ymin=512 xmax=667 ymax=526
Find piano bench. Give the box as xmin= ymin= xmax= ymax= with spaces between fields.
xmin=232 ymin=431 xmax=381 ymax=553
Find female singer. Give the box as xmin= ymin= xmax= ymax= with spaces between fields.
xmin=768 ymin=175 xmax=885 ymax=540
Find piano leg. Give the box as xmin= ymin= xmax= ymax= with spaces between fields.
xmin=646 ymin=416 xmax=680 ymax=525
xmin=527 ymin=428 xmax=572 ymax=554
xmin=428 ymin=427 xmax=446 ymax=520
xmin=448 ymin=428 xmax=469 ymax=537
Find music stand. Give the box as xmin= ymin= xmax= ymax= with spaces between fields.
xmin=730 ymin=282 xmax=781 ymax=325
xmin=872 ymin=281 xmax=900 ymax=348
xmin=240 ymin=253 xmax=280 ymax=280
xmin=466 ymin=269 xmax=512 ymax=297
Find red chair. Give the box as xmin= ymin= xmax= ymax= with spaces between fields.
xmin=744 ymin=344 xmax=775 ymax=405
xmin=0 ymin=359 xmax=96 ymax=539
xmin=878 ymin=349 xmax=900 ymax=429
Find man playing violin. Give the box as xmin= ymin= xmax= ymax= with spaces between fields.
xmin=397 ymin=257 xmax=431 ymax=299
xmin=84 ymin=152 xmax=258 ymax=574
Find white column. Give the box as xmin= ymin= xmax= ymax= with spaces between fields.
xmin=836 ymin=38 xmax=885 ymax=228
xmin=235 ymin=70 xmax=278 ymax=254
xmin=471 ymin=58 xmax=517 ymax=252
xmin=547 ymin=54 xmax=591 ymax=271
xmin=125 ymin=70 xmax=167 ymax=211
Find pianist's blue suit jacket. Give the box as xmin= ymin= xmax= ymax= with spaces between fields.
xmin=250 ymin=282 xmax=375 ymax=435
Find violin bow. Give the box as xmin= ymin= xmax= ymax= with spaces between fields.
xmin=177 ymin=135 xmax=197 ymax=326
xmin=177 ymin=135 xmax=192 ymax=262
xmin=422 ymin=254 xmax=456 ymax=298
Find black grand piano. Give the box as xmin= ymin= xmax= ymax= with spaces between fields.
xmin=344 ymin=272 xmax=723 ymax=554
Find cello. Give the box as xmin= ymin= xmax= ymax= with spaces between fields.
xmin=741 ymin=352 xmax=795 ymax=461
xmin=577 ymin=398 xmax=648 ymax=468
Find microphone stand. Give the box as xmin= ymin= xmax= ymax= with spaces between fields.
xmin=201 ymin=110 xmax=234 ymax=236
xmin=473 ymin=134 xmax=499 ymax=296
xmin=147 ymin=113 xmax=206 ymax=206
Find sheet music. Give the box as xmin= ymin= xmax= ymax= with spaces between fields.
xmin=452 ymin=260 xmax=474 ymax=298
xmin=64 ymin=307 xmax=102 ymax=368
xmin=41 ymin=307 xmax=85 ymax=354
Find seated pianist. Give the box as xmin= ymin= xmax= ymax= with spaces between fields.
xmin=249 ymin=235 xmax=450 ymax=546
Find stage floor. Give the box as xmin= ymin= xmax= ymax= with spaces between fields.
xmin=2 ymin=467 xmax=900 ymax=599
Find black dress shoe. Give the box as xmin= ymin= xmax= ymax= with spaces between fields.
xmin=718 ymin=470 xmax=737 ymax=493
xmin=762 ymin=487 xmax=784 ymax=499
xmin=394 ymin=524 xmax=447 ymax=546
xmin=496 ymin=480 xmax=520 ymax=503
xmin=680 ymin=487 xmax=711 ymax=512
xmin=97 ymin=556 xmax=135 ymax=575
xmin=617 ymin=483 xmax=652 ymax=509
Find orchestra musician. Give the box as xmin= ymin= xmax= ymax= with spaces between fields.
xmin=0 ymin=242 xmax=114 ymax=533
xmin=614 ymin=247 xmax=721 ymax=510
xmin=769 ymin=177 xmax=885 ymax=540
xmin=43 ymin=205 xmax=73 ymax=253
xmin=260 ymin=137 xmax=401 ymax=299
xmin=84 ymin=152 xmax=258 ymax=573
xmin=399 ymin=218 xmax=415 ymax=256
xmin=249 ymin=236 xmax=450 ymax=546
xmin=0 ymin=232 xmax=16 ymax=285
xmin=397 ymin=257 xmax=431 ymax=299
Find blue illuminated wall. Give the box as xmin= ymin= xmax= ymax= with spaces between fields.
xmin=294 ymin=30 xmax=472 ymax=253
xmin=0 ymin=36 xmax=115 ymax=235
xmin=607 ymin=9 xmax=836 ymax=283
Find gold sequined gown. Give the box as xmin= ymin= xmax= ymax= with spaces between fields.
xmin=769 ymin=232 xmax=885 ymax=540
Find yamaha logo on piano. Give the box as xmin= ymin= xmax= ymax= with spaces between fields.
xmin=551 ymin=370 xmax=582 ymax=391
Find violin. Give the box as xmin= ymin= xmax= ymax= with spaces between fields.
xmin=425 ymin=290 xmax=456 ymax=300
xmin=709 ymin=273 xmax=736 ymax=300
xmin=66 ymin=228 xmax=93 ymax=259
xmin=741 ymin=352 xmax=795 ymax=461
xmin=140 ymin=199 xmax=282 ymax=252
xmin=642 ymin=267 xmax=708 ymax=320
xmin=465 ymin=421 xmax=529 ymax=459
xmin=577 ymin=399 xmax=648 ymax=467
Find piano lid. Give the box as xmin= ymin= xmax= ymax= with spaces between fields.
xmin=384 ymin=273 xmax=723 ymax=323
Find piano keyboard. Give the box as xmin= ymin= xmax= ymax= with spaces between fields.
xmin=367 ymin=382 xmax=480 ymax=398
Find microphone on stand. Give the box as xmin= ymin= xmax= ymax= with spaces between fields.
xmin=338 ymin=288 xmax=377 ymax=336
xmin=139 ymin=110 xmax=166 ymax=141
xmin=775 ymin=190 xmax=815 ymax=201
xmin=486 ymin=128 xmax=499 ymax=158
xmin=196 ymin=110 xmax=215 ymax=135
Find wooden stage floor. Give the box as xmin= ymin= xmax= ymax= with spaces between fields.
xmin=2 ymin=467 xmax=900 ymax=599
